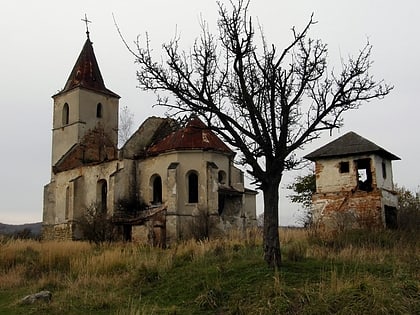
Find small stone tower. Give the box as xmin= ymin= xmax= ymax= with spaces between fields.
xmin=50 ymin=32 xmax=120 ymax=170
xmin=305 ymin=132 xmax=400 ymax=230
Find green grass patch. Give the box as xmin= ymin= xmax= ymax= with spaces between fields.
xmin=0 ymin=229 xmax=418 ymax=314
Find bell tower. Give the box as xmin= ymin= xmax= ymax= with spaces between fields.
xmin=51 ymin=27 xmax=120 ymax=170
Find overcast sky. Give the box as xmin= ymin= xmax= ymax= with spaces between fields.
xmin=1 ymin=1 xmax=418 ymax=225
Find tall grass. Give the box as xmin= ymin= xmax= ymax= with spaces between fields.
xmin=0 ymin=228 xmax=418 ymax=314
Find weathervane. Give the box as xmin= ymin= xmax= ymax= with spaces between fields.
xmin=81 ymin=14 xmax=92 ymax=39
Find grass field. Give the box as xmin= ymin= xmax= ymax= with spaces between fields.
xmin=0 ymin=228 xmax=418 ymax=314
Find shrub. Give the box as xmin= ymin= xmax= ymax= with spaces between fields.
xmin=77 ymin=203 xmax=118 ymax=244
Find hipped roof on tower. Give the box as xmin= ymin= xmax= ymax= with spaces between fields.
xmin=304 ymin=131 xmax=400 ymax=161
xmin=53 ymin=35 xmax=119 ymax=98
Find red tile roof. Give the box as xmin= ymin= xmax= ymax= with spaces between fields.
xmin=54 ymin=37 xmax=119 ymax=98
xmin=147 ymin=116 xmax=233 ymax=155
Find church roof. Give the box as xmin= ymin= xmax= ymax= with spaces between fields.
xmin=304 ymin=131 xmax=400 ymax=161
xmin=147 ymin=116 xmax=233 ymax=156
xmin=54 ymin=36 xmax=119 ymax=98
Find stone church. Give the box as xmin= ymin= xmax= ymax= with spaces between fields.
xmin=42 ymin=32 xmax=257 ymax=244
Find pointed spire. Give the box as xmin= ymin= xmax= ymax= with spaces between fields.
xmin=55 ymin=21 xmax=120 ymax=98
xmin=81 ymin=14 xmax=92 ymax=41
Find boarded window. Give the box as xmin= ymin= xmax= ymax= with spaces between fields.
xmin=188 ymin=172 xmax=199 ymax=203
xmin=356 ymin=158 xmax=372 ymax=192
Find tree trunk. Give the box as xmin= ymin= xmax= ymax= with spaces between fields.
xmin=263 ymin=178 xmax=282 ymax=268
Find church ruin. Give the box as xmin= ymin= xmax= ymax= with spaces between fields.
xmin=42 ymin=31 xmax=257 ymax=244
xmin=304 ymin=132 xmax=400 ymax=230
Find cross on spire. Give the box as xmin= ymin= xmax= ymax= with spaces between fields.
xmin=81 ymin=14 xmax=92 ymax=39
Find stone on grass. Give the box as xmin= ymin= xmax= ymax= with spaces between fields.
xmin=21 ymin=290 xmax=52 ymax=304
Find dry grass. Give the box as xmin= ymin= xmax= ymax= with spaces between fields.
xmin=0 ymin=228 xmax=418 ymax=314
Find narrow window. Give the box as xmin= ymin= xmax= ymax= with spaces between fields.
xmin=339 ymin=161 xmax=349 ymax=173
xmin=65 ymin=186 xmax=70 ymax=220
xmin=188 ymin=172 xmax=199 ymax=203
xmin=218 ymin=170 xmax=227 ymax=184
xmin=62 ymin=103 xmax=69 ymax=125
xmin=96 ymin=103 xmax=103 ymax=118
xmin=152 ymin=175 xmax=162 ymax=204
xmin=382 ymin=161 xmax=387 ymax=179
xmin=356 ymin=159 xmax=373 ymax=192
xmin=97 ymin=179 xmax=107 ymax=213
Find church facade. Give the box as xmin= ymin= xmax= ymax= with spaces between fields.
xmin=42 ymin=33 xmax=257 ymax=244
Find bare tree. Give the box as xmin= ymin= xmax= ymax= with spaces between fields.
xmin=125 ymin=0 xmax=392 ymax=267
xmin=118 ymin=105 xmax=134 ymax=147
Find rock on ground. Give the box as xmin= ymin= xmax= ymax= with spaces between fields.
xmin=21 ymin=291 xmax=52 ymax=304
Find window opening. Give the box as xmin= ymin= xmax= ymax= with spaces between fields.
xmin=339 ymin=161 xmax=349 ymax=173
xmin=356 ymin=158 xmax=372 ymax=191
xmin=188 ymin=172 xmax=199 ymax=203
xmin=218 ymin=170 xmax=227 ymax=184
xmin=65 ymin=186 xmax=70 ymax=220
xmin=62 ymin=103 xmax=69 ymax=125
xmin=97 ymin=180 xmax=107 ymax=213
xmin=384 ymin=205 xmax=397 ymax=229
xmin=96 ymin=103 xmax=103 ymax=118
xmin=218 ymin=193 xmax=225 ymax=215
xmin=152 ymin=175 xmax=162 ymax=204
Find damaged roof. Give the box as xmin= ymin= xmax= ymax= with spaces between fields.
xmin=304 ymin=131 xmax=400 ymax=161
xmin=54 ymin=36 xmax=119 ymax=98
xmin=147 ymin=116 xmax=233 ymax=156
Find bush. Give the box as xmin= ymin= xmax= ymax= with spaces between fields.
xmin=77 ymin=203 xmax=118 ymax=244
xmin=396 ymin=186 xmax=420 ymax=232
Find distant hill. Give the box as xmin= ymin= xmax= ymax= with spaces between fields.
xmin=0 ymin=222 xmax=42 ymax=237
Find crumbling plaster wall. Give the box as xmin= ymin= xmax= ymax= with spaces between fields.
xmin=42 ymin=160 xmax=123 ymax=240
xmin=312 ymin=154 xmax=397 ymax=230
xmin=137 ymin=151 xmax=231 ymax=213
xmin=52 ymin=89 xmax=119 ymax=166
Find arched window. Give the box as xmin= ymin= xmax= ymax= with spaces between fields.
xmin=152 ymin=175 xmax=162 ymax=204
xmin=96 ymin=103 xmax=103 ymax=118
xmin=188 ymin=171 xmax=199 ymax=203
xmin=218 ymin=170 xmax=227 ymax=184
xmin=62 ymin=103 xmax=69 ymax=125
xmin=97 ymin=179 xmax=107 ymax=213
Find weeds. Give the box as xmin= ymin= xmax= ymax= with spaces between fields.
xmin=0 ymin=228 xmax=418 ymax=314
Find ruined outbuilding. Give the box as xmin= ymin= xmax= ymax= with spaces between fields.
xmin=42 ymin=32 xmax=257 ymax=244
xmin=304 ymin=132 xmax=400 ymax=230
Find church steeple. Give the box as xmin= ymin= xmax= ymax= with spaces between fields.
xmin=56 ymin=35 xmax=119 ymax=98
xmin=50 ymin=25 xmax=120 ymax=168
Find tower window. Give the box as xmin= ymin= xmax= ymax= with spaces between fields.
xmin=187 ymin=171 xmax=199 ymax=203
xmin=356 ymin=158 xmax=373 ymax=192
xmin=62 ymin=103 xmax=69 ymax=125
xmin=96 ymin=103 xmax=103 ymax=118
xmin=339 ymin=161 xmax=349 ymax=173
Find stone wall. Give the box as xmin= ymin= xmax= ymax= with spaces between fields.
xmin=41 ymin=223 xmax=73 ymax=241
